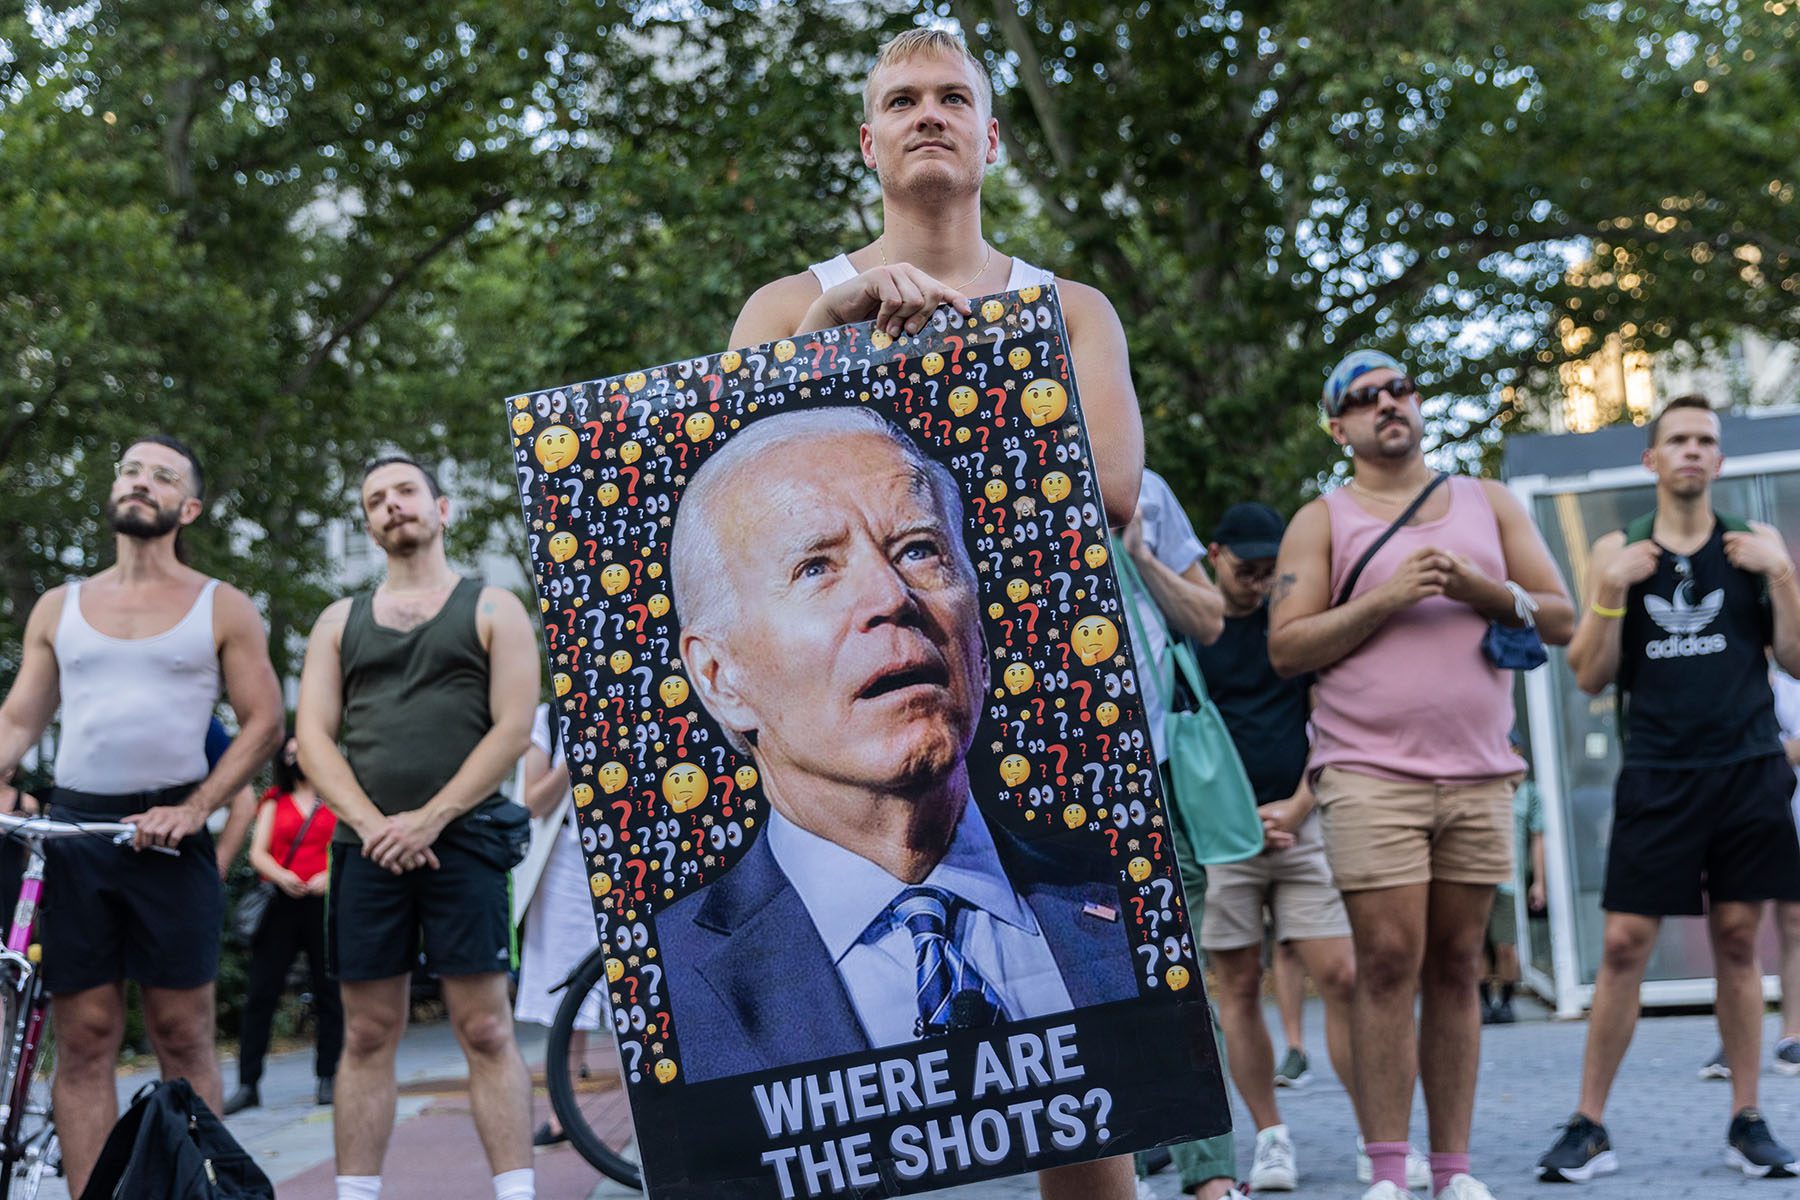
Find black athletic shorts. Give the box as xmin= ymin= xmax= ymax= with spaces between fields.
xmin=327 ymin=833 xmax=515 ymax=982
xmin=41 ymin=786 xmax=223 ymax=995
xmin=1603 ymin=753 xmax=1800 ymax=917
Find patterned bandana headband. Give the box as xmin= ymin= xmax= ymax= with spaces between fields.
xmin=1321 ymin=348 xmax=1407 ymax=418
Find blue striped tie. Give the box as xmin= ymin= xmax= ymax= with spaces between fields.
xmin=890 ymin=886 xmax=1007 ymax=1036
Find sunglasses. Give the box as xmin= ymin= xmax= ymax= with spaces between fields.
xmin=1337 ymin=375 xmax=1420 ymax=415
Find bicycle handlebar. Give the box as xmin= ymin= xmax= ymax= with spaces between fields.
xmin=0 ymin=811 xmax=181 ymax=853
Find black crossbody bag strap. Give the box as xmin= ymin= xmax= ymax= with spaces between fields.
xmin=1333 ymin=472 xmax=1450 ymax=607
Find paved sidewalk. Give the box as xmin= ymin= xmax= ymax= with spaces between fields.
xmin=41 ymin=997 xmax=1800 ymax=1198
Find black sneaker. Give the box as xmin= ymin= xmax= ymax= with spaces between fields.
xmin=1775 ymin=1038 xmax=1800 ymax=1077
xmin=221 ymin=1084 xmax=260 ymax=1116
xmin=1728 ymin=1108 xmax=1799 ymax=1178
xmin=1537 ymin=1113 xmax=1619 ymax=1183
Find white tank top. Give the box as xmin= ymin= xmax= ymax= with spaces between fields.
xmin=807 ymin=251 xmax=1053 ymax=293
xmin=53 ymin=578 xmax=222 ymax=793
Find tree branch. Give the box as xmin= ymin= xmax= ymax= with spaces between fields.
xmin=278 ymin=190 xmax=510 ymax=398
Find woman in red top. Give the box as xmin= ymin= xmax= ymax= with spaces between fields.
xmin=223 ymin=729 xmax=341 ymax=1113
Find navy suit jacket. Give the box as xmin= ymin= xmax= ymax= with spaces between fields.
xmin=657 ymin=817 xmax=1140 ymax=1082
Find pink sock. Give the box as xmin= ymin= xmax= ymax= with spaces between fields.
xmin=1431 ymin=1151 xmax=1470 ymax=1196
xmin=1367 ymin=1142 xmax=1410 ymax=1190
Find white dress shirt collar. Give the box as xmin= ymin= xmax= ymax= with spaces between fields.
xmin=764 ymin=795 xmax=1041 ymax=965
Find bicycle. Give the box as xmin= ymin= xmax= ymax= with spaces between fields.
xmin=544 ymin=944 xmax=642 ymax=1189
xmin=0 ymin=810 xmax=160 ymax=1198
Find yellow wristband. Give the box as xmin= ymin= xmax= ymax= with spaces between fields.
xmin=1591 ymin=602 xmax=1626 ymax=619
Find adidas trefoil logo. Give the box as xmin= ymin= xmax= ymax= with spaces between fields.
xmin=1644 ymin=581 xmax=1727 ymax=658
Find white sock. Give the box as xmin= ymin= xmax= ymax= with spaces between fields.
xmin=494 ymin=1167 xmax=535 ymax=1200
xmin=336 ymin=1177 xmax=381 ymax=1200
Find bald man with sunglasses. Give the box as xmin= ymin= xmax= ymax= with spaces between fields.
xmin=1265 ymin=351 xmax=1572 ymax=1200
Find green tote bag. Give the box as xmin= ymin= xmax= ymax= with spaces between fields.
xmin=1112 ymin=540 xmax=1265 ymax=865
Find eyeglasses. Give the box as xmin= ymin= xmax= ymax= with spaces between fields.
xmin=115 ymin=459 xmax=187 ymax=489
xmin=1337 ymin=375 xmax=1420 ymax=415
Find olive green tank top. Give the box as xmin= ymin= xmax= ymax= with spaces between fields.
xmin=334 ymin=577 xmax=501 ymax=844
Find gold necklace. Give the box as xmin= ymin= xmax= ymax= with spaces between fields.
xmin=1348 ymin=478 xmax=1412 ymax=504
xmin=878 ymin=236 xmax=992 ymax=291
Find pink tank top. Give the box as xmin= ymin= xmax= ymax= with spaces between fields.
xmin=1310 ymin=477 xmax=1522 ymax=783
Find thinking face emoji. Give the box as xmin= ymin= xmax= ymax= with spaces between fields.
xmin=646 ymin=594 xmax=670 ymax=618
xmin=547 ymin=531 xmax=577 ymax=563
xmin=981 ymin=299 xmax=1006 ymax=322
xmin=922 ymin=351 xmax=945 ymax=376
xmin=1021 ymin=378 xmax=1069 ymax=427
xmin=659 ymin=675 xmax=690 ymax=707
xmin=1096 ymin=701 xmax=1120 ymax=727
xmin=948 ymin=386 xmax=979 ymax=417
xmin=598 ymin=761 xmax=628 ymax=794
xmin=773 ymin=339 xmax=797 ymax=363
xmin=590 ymin=871 xmax=612 ymax=898
xmin=1018 ymin=284 xmax=1042 ymax=304
xmin=1165 ymin=964 xmax=1191 ymax=991
xmin=720 ymin=350 xmax=742 ymax=373
xmin=654 ymin=1058 xmax=678 ymax=1084
xmin=1002 ymin=662 xmax=1035 ymax=695
xmin=1041 ymin=472 xmax=1072 ymax=504
xmin=600 ymin=564 xmax=630 ymax=596
xmin=1071 ymin=615 xmax=1120 ymax=666
xmin=1007 ymin=346 xmax=1032 ymax=371
xmin=1083 ymin=542 xmax=1109 ymax=569
xmin=1061 ymin=802 xmax=1087 ymax=829
xmin=734 ymin=764 xmax=759 ymax=791
xmin=870 ymin=328 xmax=893 ymax=351
xmin=999 ymin=755 xmax=1031 ymax=788
xmin=624 ymin=372 xmax=647 ymax=392
xmin=686 ymin=411 xmax=715 ymax=441
xmin=1127 ymin=856 xmax=1152 ymax=883
xmin=511 ymin=410 xmax=534 ymax=437
xmin=534 ymin=425 xmax=579 ymax=473
xmin=1006 ymin=578 xmax=1030 ymax=603
xmin=609 ymin=649 xmax=631 ymax=674
xmin=552 ymin=672 xmax=572 ymax=697
xmin=662 ymin=763 xmax=707 ymax=813
xmin=605 ymin=957 xmax=625 ymax=983
xmin=598 ymin=482 xmax=621 ymax=507
xmin=572 ymin=783 xmax=595 ymax=809
xmin=984 ymin=479 xmax=1007 ymax=504
xmin=988 ymin=602 xmax=1005 ymax=619
xmin=619 ymin=440 xmax=642 ymax=465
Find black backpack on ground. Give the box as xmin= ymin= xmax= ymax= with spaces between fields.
xmin=78 ymin=1078 xmax=274 ymax=1200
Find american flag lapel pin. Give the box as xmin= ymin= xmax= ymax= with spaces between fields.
xmin=1083 ymin=900 xmax=1119 ymax=922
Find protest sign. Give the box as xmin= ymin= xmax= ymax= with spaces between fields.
xmin=507 ymin=287 xmax=1227 ymax=1197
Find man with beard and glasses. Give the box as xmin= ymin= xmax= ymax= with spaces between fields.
xmin=729 ymin=31 xmax=1152 ymax=1199
xmin=297 ymin=454 xmax=540 ymax=1200
xmin=1266 ymin=352 xmax=1572 ymax=1200
xmin=1535 ymin=396 xmax=1800 ymax=1184
xmin=0 ymin=433 xmax=283 ymax=1197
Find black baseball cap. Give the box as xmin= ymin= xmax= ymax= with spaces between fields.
xmin=1211 ymin=502 xmax=1285 ymax=560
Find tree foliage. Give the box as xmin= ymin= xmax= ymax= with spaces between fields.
xmin=5 ymin=0 xmax=1798 ymax=672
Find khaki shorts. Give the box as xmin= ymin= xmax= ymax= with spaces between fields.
xmin=1314 ymin=766 xmax=1520 ymax=893
xmin=1201 ymin=812 xmax=1352 ymax=951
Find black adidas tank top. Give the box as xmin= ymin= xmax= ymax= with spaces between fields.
xmin=1618 ymin=521 xmax=1779 ymax=768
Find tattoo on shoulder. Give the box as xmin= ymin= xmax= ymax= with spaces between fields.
xmin=481 ymin=599 xmax=496 ymax=615
xmin=1270 ymin=572 xmax=1298 ymax=610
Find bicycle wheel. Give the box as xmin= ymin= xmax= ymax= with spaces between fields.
xmin=545 ymin=948 xmax=641 ymax=1188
